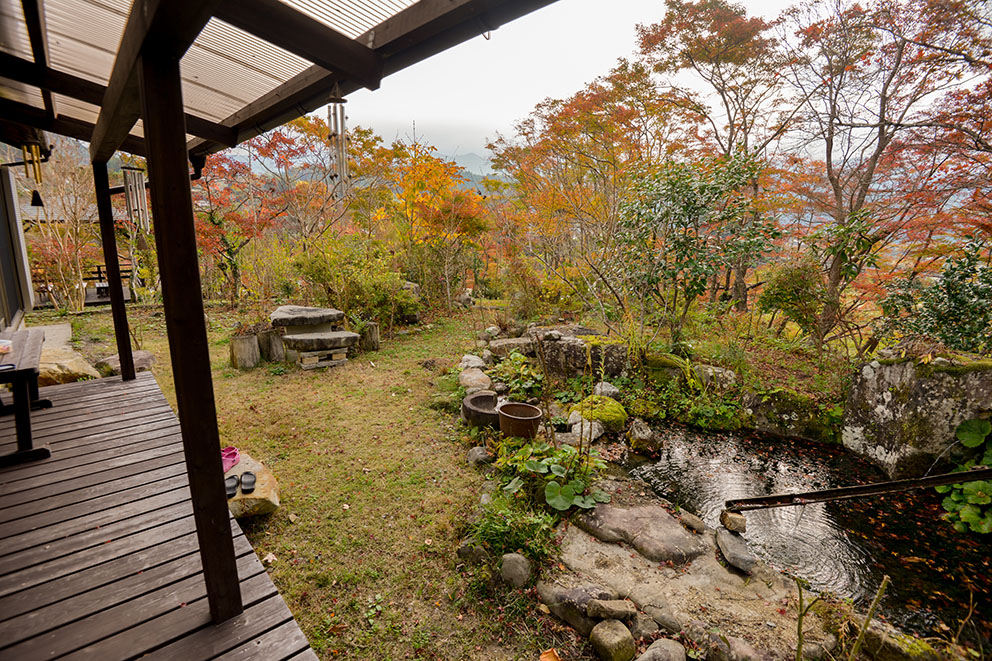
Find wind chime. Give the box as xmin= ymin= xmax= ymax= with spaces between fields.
xmin=21 ymin=143 xmax=44 ymax=207
xmin=121 ymin=166 xmax=149 ymax=233
xmin=327 ymin=86 xmax=349 ymax=200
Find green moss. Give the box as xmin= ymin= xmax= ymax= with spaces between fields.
xmin=921 ymin=358 xmax=992 ymax=377
xmin=644 ymin=353 xmax=682 ymax=369
xmin=884 ymin=632 xmax=940 ymax=660
xmin=628 ymin=397 xmax=665 ymax=421
xmin=756 ymin=388 xmax=841 ymax=444
xmin=571 ymin=395 xmax=629 ymax=431
xmin=583 ymin=335 xmax=626 ymax=347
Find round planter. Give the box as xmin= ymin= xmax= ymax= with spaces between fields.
xmin=498 ymin=402 xmax=542 ymax=439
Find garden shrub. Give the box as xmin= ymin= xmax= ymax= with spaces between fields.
xmin=757 ymin=257 xmax=826 ymax=340
xmin=935 ymin=419 xmax=992 ymax=533
xmin=571 ymin=395 xmax=628 ymax=431
xmin=492 ymin=351 xmax=545 ymax=400
xmin=294 ymin=236 xmax=420 ymax=331
xmin=496 ymin=438 xmax=609 ymax=511
xmin=881 ymin=242 xmax=992 ymax=354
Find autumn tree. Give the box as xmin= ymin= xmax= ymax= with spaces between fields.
xmin=490 ymin=60 xmax=694 ymax=321
xmin=777 ymin=0 xmax=977 ymax=347
xmin=251 ymin=115 xmax=346 ymax=254
xmin=25 ymin=137 xmax=99 ymax=311
xmin=388 ymin=140 xmax=486 ymax=307
xmin=192 ymin=152 xmax=283 ymax=305
xmin=638 ymin=0 xmax=791 ymax=309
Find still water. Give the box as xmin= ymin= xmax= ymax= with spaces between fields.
xmin=630 ymin=428 xmax=991 ymax=645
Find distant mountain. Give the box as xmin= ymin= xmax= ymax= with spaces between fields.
xmin=446 ymin=152 xmax=493 ymax=176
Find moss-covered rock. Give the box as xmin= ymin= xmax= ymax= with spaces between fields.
xmin=627 ymin=397 xmax=665 ymax=421
xmin=571 ymin=395 xmax=629 ymax=432
xmin=843 ymin=356 xmax=992 ymax=478
xmin=643 ymin=352 xmax=682 ymax=385
xmin=538 ymin=334 xmax=629 ymax=378
xmin=746 ymin=388 xmax=841 ymax=445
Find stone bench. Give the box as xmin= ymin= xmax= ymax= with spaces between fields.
xmin=281 ymin=330 xmax=358 ymax=370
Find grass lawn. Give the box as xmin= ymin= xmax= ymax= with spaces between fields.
xmin=28 ymin=304 xmax=582 ymax=660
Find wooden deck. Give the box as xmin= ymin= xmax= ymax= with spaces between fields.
xmin=0 ymin=372 xmax=316 ymax=660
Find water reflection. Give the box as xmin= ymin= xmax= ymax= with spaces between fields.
xmin=631 ymin=428 xmax=991 ymax=643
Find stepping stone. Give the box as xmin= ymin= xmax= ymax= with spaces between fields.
xmin=281 ymin=331 xmax=359 ymax=352
xmin=270 ymin=305 xmax=344 ymax=327
xmin=576 ymin=505 xmax=707 ymax=565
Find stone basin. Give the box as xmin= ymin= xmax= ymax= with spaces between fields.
xmin=462 ymin=390 xmax=500 ymax=429
xmin=281 ymin=331 xmax=358 ymax=352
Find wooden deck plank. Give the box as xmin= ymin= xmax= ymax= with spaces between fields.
xmin=0 ymin=443 xmax=184 ymax=496
xmin=0 ymin=375 xmax=314 ymax=660
xmin=0 ymin=473 xmax=189 ymax=538
xmin=1 ymin=551 xmax=262 ymax=659
xmin=0 ymin=525 xmax=244 ymax=620
xmin=0 ymin=432 xmax=183 ymax=487
xmin=0 ymin=498 xmax=194 ymax=579
xmin=1 ymin=484 xmax=191 ymax=553
xmin=0 ymin=412 xmax=179 ymax=458
xmin=0 ymin=461 xmax=189 ymax=525
xmin=63 ymin=571 xmax=277 ymax=660
xmin=214 ymin=618 xmax=313 ymax=660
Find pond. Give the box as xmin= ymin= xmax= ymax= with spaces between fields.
xmin=629 ymin=427 xmax=992 ymax=647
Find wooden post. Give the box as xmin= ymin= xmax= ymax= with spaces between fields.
xmin=137 ymin=52 xmax=243 ymax=622
xmin=92 ymin=161 xmax=136 ymax=381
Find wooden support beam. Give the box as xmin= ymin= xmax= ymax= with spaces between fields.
xmin=0 ymin=97 xmax=147 ymax=156
xmin=0 ymin=53 xmax=238 ymax=148
xmin=137 ymin=51 xmax=243 ymax=623
xmin=188 ymin=0 xmax=558 ymax=156
xmin=21 ymin=0 xmax=54 ymax=118
xmin=90 ymin=0 xmax=220 ymax=162
xmin=92 ymin=162 xmax=136 ymax=381
xmin=214 ymin=0 xmax=382 ymax=91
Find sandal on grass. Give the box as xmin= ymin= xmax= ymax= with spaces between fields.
xmin=225 ymin=475 xmax=240 ymax=498
xmin=240 ymin=471 xmax=256 ymax=494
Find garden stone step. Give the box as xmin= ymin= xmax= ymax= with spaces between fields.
xmin=281 ymin=331 xmax=359 ymax=352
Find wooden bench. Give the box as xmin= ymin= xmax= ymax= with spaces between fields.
xmin=0 ymin=328 xmax=53 ymax=467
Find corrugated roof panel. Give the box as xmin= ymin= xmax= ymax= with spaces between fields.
xmin=277 ymin=0 xmax=417 ymax=40
xmin=0 ymin=0 xmax=33 ymax=60
xmin=0 ymin=77 xmax=44 ymax=108
xmin=46 ymin=0 xmax=130 ymax=85
xmin=181 ymin=18 xmax=312 ymax=122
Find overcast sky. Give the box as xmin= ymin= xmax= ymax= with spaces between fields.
xmin=345 ymin=0 xmax=793 ymax=164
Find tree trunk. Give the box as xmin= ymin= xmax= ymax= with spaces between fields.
xmin=732 ymin=261 xmax=748 ymax=312
xmin=230 ymin=335 xmax=261 ymax=369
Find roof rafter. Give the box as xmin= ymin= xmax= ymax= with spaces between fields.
xmin=21 ymin=0 xmax=54 ymax=119
xmin=0 ymin=97 xmax=146 ymax=156
xmin=214 ymin=0 xmax=383 ymax=92
xmin=89 ymin=0 xmax=221 ymax=162
xmin=187 ymin=0 xmax=558 ymax=157
xmin=0 ymin=52 xmax=237 ymax=149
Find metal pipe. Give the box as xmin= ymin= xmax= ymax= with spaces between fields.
xmin=725 ymin=466 xmax=992 ymax=513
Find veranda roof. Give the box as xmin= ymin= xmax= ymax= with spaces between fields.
xmin=0 ymin=0 xmax=556 ymax=160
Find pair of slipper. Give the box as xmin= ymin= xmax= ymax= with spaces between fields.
xmin=222 ymin=446 xmax=241 ymax=473
xmin=226 ymin=472 xmax=256 ymax=498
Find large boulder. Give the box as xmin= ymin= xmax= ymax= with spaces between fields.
xmin=695 ymin=364 xmax=737 ymax=393
xmin=489 ymin=337 xmax=535 ymax=357
xmin=575 ymin=505 xmax=707 ymax=565
xmin=842 ymin=357 xmax=992 ymax=477
xmin=38 ymin=346 xmax=100 ymax=385
xmin=537 ymin=581 xmax=617 ymax=637
xmin=459 ymin=367 xmax=492 ymax=394
xmin=540 ymin=335 xmax=628 ymax=378
xmin=226 ymin=451 xmax=279 ymax=518
xmin=746 ymin=388 xmax=837 ymax=445
xmin=95 ymin=350 xmax=155 ymax=376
